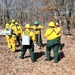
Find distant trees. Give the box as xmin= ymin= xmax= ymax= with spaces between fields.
xmin=0 ymin=0 xmax=75 ymax=35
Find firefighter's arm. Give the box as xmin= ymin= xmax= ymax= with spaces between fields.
xmin=55 ymin=28 xmax=61 ymax=35
xmin=30 ymin=31 xmax=35 ymax=41
xmin=30 ymin=26 xmax=36 ymax=29
xmin=44 ymin=30 xmax=49 ymax=38
xmin=39 ymin=25 xmax=44 ymax=29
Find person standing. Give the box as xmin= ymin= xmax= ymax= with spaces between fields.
xmin=44 ymin=21 xmax=60 ymax=63
xmin=55 ymin=22 xmax=62 ymax=50
xmin=19 ymin=24 xmax=36 ymax=62
xmin=5 ymin=23 xmax=11 ymax=49
xmin=10 ymin=34 xmax=16 ymax=52
xmin=31 ymin=21 xmax=44 ymax=49
xmin=13 ymin=22 xmax=22 ymax=46
xmin=9 ymin=20 xmax=17 ymax=52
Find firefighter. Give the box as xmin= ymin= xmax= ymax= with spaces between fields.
xmin=44 ymin=21 xmax=60 ymax=63
xmin=31 ymin=21 xmax=44 ymax=49
xmin=10 ymin=20 xmax=17 ymax=52
xmin=55 ymin=22 xmax=62 ymax=50
xmin=14 ymin=22 xmax=22 ymax=46
xmin=10 ymin=34 xmax=16 ymax=52
xmin=5 ymin=23 xmax=11 ymax=49
xmin=19 ymin=24 xmax=36 ymax=62
xmin=55 ymin=22 xmax=61 ymax=38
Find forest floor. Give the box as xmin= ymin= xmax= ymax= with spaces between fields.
xmin=0 ymin=28 xmax=75 ymax=75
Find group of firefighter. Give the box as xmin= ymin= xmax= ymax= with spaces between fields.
xmin=5 ymin=20 xmax=61 ymax=63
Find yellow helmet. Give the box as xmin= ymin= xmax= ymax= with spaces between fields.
xmin=25 ymin=24 xmax=30 ymax=28
xmin=11 ymin=19 xmax=15 ymax=23
xmin=6 ymin=23 xmax=9 ymax=27
xmin=48 ymin=22 xmax=55 ymax=27
xmin=6 ymin=23 xmax=9 ymax=26
xmin=15 ymin=22 xmax=18 ymax=25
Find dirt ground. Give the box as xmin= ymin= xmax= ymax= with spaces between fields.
xmin=0 ymin=28 xmax=75 ymax=75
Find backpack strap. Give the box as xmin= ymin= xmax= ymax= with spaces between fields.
xmin=47 ymin=29 xmax=54 ymax=36
xmin=48 ymin=29 xmax=58 ymax=36
xmin=11 ymin=25 xmax=14 ymax=27
xmin=24 ymin=30 xmax=31 ymax=35
xmin=53 ymin=30 xmax=58 ymax=35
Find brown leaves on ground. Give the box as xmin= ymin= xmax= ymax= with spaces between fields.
xmin=0 ymin=28 xmax=75 ymax=75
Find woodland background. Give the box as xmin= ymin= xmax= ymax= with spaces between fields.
xmin=0 ymin=0 xmax=75 ymax=75
xmin=0 ymin=0 xmax=75 ymax=35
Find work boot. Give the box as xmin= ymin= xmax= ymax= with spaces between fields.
xmin=19 ymin=56 xmax=24 ymax=59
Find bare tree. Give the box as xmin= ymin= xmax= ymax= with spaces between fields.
xmin=0 ymin=0 xmax=75 ymax=35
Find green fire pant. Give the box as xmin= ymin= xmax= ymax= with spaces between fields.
xmin=46 ymin=38 xmax=60 ymax=62
xmin=58 ymin=37 xmax=62 ymax=50
xmin=20 ymin=41 xmax=35 ymax=62
xmin=16 ymin=34 xmax=21 ymax=46
xmin=35 ymin=34 xmax=43 ymax=46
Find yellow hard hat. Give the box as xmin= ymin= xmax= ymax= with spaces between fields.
xmin=6 ymin=23 xmax=9 ymax=26
xmin=6 ymin=23 xmax=9 ymax=27
xmin=11 ymin=19 xmax=15 ymax=23
xmin=15 ymin=22 xmax=18 ymax=25
xmin=48 ymin=22 xmax=55 ymax=27
xmin=25 ymin=24 xmax=30 ymax=28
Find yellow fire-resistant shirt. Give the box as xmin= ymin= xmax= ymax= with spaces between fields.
xmin=44 ymin=28 xmax=60 ymax=40
xmin=10 ymin=23 xmax=15 ymax=34
xmin=18 ymin=26 xmax=22 ymax=34
xmin=5 ymin=24 xmax=10 ymax=39
xmin=56 ymin=27 xmax=61 ymax=38
xmin=31 ymin=25 xmax=44 ymax=34
xmin=10 ymin=23 xmax=15 ymax=29
xmin=12 ymin=25 xmax=22 ymax=36
xmin=21 ymin=30 xmax=35 ymax=41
